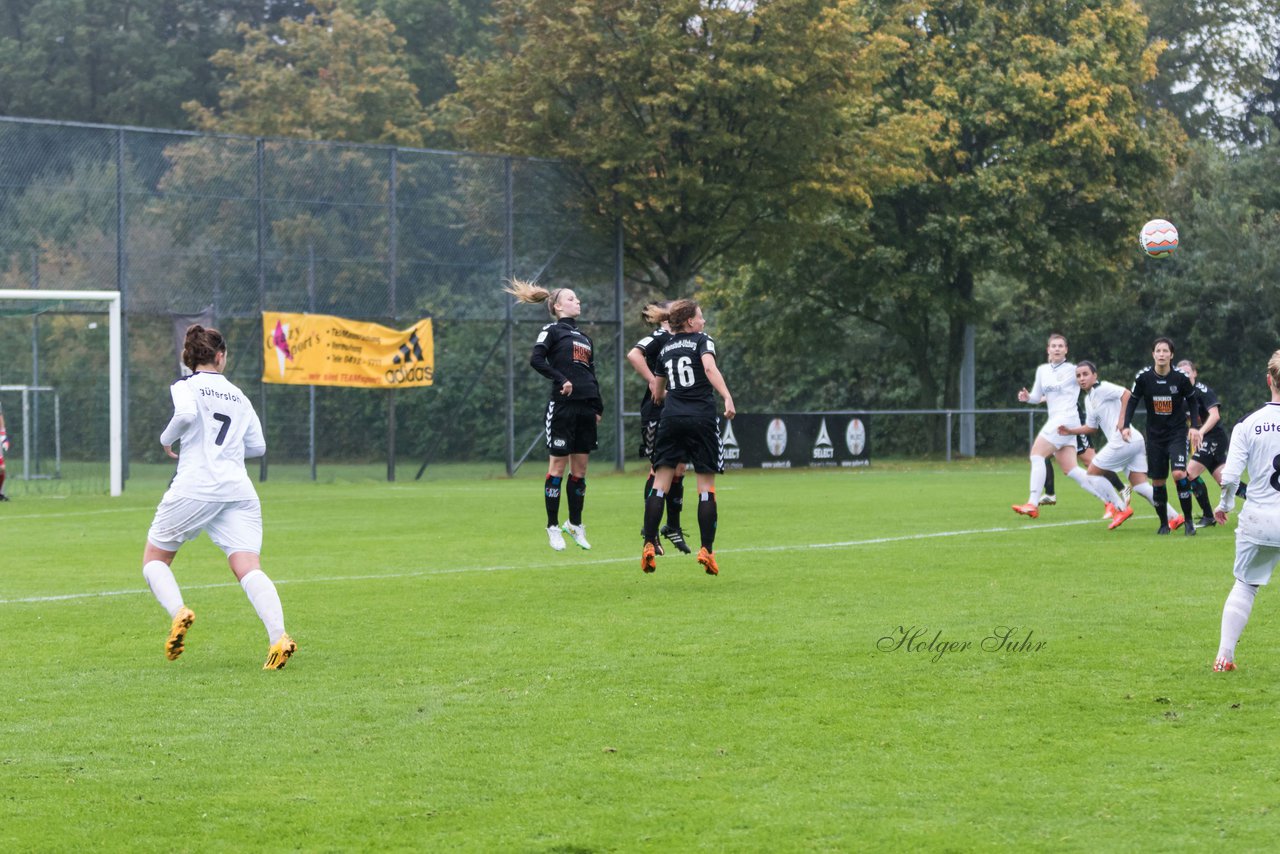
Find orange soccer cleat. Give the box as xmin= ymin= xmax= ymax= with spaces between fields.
xmin=695 ymin=547 xmax=719 ymax=576
xmin=1170 ymin=514 xmax=1186 ymax=531
xmin=1011 ymin=503 xmax=1040 ymax=519
xmin=1107 ymin=506 xmax=1135 ymax=530
xmin=1213 ymin=657 xmax=1237 ymax=672
xmin=165 ymin=607 xmax=196 ymax=661
xmin=641 ymin=541 xmax=657 ymax=574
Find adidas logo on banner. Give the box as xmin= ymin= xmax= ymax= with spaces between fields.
xmin=393 ymin=331 xmax=424 ymax=365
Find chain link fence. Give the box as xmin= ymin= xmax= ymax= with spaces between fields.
xmin=0 ymin=116 xmax=624 ymax=493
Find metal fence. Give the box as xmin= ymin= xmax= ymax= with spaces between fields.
xmin=0 ymin=116 xmax=625 ymax=489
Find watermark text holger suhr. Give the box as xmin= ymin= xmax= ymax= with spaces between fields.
xmin=877 ymin=626 xmax=1046 ymax=663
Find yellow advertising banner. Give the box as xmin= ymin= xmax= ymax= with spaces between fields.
xmin=261 ymin=312 xmax=434 ymax=388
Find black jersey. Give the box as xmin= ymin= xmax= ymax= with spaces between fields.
xmin=530 ymin=318 xmax=601 ymax=408
xmin=1124 ymin=366 xmax=1200 ymax=437
xmin=1192 ymin=381 xmax=1229 ymax=441
xmin=654 ymin=331 xmax=719 ymax=419
xmin=631 ymin=327 xmax=671 ymax=421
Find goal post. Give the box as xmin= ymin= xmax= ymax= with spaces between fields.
xmin=0 ymin=289 xmax=123 ymax=496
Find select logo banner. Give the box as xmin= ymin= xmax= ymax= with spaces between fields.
xmin=262 ymin=312 xmax=434 ymax=388
xmin=720 ymin=413 xmax=870 ymax=469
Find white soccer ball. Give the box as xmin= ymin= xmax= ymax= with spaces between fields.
xmin=1139 ymin=219 xmax=1179 ymax=257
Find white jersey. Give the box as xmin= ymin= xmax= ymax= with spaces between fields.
xmin=1220 ymin=402 xmax=1280 ymax=546
xmin=1085 ymin=380 xmax=1140 ymax=445
xmin=161 ymin=371 xmax=265 ymax=502
xmin=1027 ymin=360 xmax=1080 ymax=424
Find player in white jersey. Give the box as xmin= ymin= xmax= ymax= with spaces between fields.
xmin=1210 ymin=350 xmax=1280 ymax=672
xmin=1056 ymin=361 xmax=1161 ymax=530
xmin=141 ymin=325 xmax=296 ymax=670
xmin=1012 ymin=334 xmax=1114 ymax=517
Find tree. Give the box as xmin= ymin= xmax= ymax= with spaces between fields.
xmin=186 ymin=0 xmax=430 ymax=146
xmin=448 ymin=0 xmax=938 ymax=294
xmin=713 ymin=0 xmax=1183 ymax=414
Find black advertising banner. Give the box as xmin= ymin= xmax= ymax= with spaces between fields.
xmin=720 ymin=413 xmax=870 ymax=469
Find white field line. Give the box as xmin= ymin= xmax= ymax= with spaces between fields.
xmin=1 ymin=518 xmax=1098 ymax=606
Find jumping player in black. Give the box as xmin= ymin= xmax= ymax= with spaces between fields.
xmin=1178 ymin=359 xmax=1246 ymax=526
xmin=1122 ymin=337 xmax=1202 ymax=535
xmin=505 ymin=279 xmax=603 ymax=552
xmin=627 ymin=302 xmax=691 ymax=555
xmin=641 ymin=299 xmax=735 ymax=576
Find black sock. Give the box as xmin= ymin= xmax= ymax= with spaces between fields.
xmin=567 ymin=476 xmax=586 ymax=526
xmin=1190 ymin=476 xmax=1213 ymax=516
xmin=666 ymin=476 xmax=684 ymax=529
xmin=643 ymin=473 xmax=655 ymax=501
xmin=697 ymin=490 xmax=717 ymax=552
xmin=545 ymin=475 xmax=562 ymax=527
xmin=1175 ymin=477 xmax=1195 ymax=522
xmin=1104 ymin=470 xmax=1125 ymax=491
xmin=1043 ymin=458 xmax=1055 ymax=495
xmin=643 ymin=489 xmax=665 ymax=543
xmin=1154 ymin=484 xmax=1169 ymax=526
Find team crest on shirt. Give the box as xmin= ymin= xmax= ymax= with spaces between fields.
xmin=572 ymin=341 xmax=592 ymax=364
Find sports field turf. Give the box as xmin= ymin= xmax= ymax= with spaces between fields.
xmin=2 ymin=461 xmax=1275 ymax=851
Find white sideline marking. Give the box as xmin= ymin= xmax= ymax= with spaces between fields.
xmin=0 ymin=518 xmax=1099 ymax=606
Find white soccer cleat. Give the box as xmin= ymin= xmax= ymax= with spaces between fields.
xmin=547 ymin=524 xmax=566 ymax=551
xmin=562 ymin=521 xmax=591 ymax=550
xmin=1038 ymin=494 xmax=1057 ymax=506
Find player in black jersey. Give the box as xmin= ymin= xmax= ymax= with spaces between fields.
xmin=505 ymin=279 xmax=603 ymax=552
xmin=1178 ymin=360 xmax=1246 ymax=526
xmin=640 ymin=299 xmax=735 ymax=576
xmin=1122 ymin=337 xmax=1202 ymax=535
xmin=627 ymin=302 xmax=691 ymax=555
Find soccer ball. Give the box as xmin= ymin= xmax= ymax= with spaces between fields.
xmin=1139 ymin=219 xmax=1179 ymax=257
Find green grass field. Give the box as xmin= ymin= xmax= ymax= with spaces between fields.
xmin=3 ymin=461 xmax=1276 ymax=851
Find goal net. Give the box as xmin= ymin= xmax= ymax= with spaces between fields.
xmin=0 ymin=290 xmax=122 ymax=496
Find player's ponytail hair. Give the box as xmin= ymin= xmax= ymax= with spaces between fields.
xmin=641 ymin=301 xmax=672 ymax=325
xmin=183 ymin=324 xmax=226 ymax=372
xmin=666 ymin=299 xmax=700 ymax=332
xmin=1268 ymin=351 xmax=1280 ymax=390
xmin=504 ymin=278 xmax=566 ymax=318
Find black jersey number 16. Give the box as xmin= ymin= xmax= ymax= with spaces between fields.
xmin=212 ymin=413 xmax=232 ymax=445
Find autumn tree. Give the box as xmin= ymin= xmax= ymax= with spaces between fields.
xmin=448 ymin=0 xmax=939 ymax=294
xmin=186 ymin=0 xmax=430 ymax=146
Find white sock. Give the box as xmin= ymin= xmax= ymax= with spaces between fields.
xmin=1067 ymin=468 xmax=1121 ymax=506
xmin=240 ymin=569 xmax=286 ymax=644
xmin=1134 ymin=482 xmax=1157 ymax=507
xmin=1218 ymin=580 xmax=1258 ymax=661
xmin=1028 ymin=455 xmax=1047 ymax=504
xmin=143 ymin=560 xmax=185 ymax=618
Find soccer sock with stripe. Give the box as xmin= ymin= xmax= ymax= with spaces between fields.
xmin=666 ymin=476 xmax=684 ymax=529
xmin=240 ymin=568 xmax=286 ymax=644
xmin=697 ymin=489 xmax=717 ymax=552
xmin=143 ymin=560 xmax=185 ymax=619
xmin=1190 ymin=476 xmax=1213 ymax=516
xmin=567 ymin=476 xmax=586 ymax=526
xmin=1153 ymin=484 xmax=1169 ymax=526
xmin=643 ymin=489 xmax=665 ymax=543
xmin=544 ymin=475 xmax=562 ymax=527
xmin=1218 ymin=580 xmax=1258 ymax=662
xmin=1175 ymin=477 xmax=1196 ymax=521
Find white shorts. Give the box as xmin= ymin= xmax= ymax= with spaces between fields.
xmin=1037 ymin=418 xmax=1080 ymax=450
xmin=1092 ymin=435 xmax=1149 ymax=475
xmin=147 ymin=495 xmax=263 ymax=556
xmin=1232 ymin=539 xmax=1280 ymax=586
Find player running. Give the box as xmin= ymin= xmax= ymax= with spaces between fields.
xmin=1121 ymin=337 xmax=1202 ymax=535
xmin=1210 ymin=350 xmax=1280 ymax=672
xmin=1057 ymin=361 xmax=1160 ymax=530
xmin=142 ymin=325 xmax=295 ymax=669
xmin=1012 ymin=333 xmax=1114 ymax=517
xmin=640 ymin=299 xmax=735 ymax=576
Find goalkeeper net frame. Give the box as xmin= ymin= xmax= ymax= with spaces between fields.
xmin=0 ymin=289 xmax=122 ymax=496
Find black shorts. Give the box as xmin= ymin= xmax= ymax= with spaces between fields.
xmin=638 ymin=418 xmax=660 ymax=459
xmin=545 ymin=398 xmax=599 ymax=456
xmin=652 ymin=415 xmax=723 ymax=474
xmin=1192 ymin=431 xmax=1229 ymax=471
xmin=1146 ymin=431 xmax=1189 ymax=477
xmin=1076 ymin=433 xmax=1091 ymax=455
